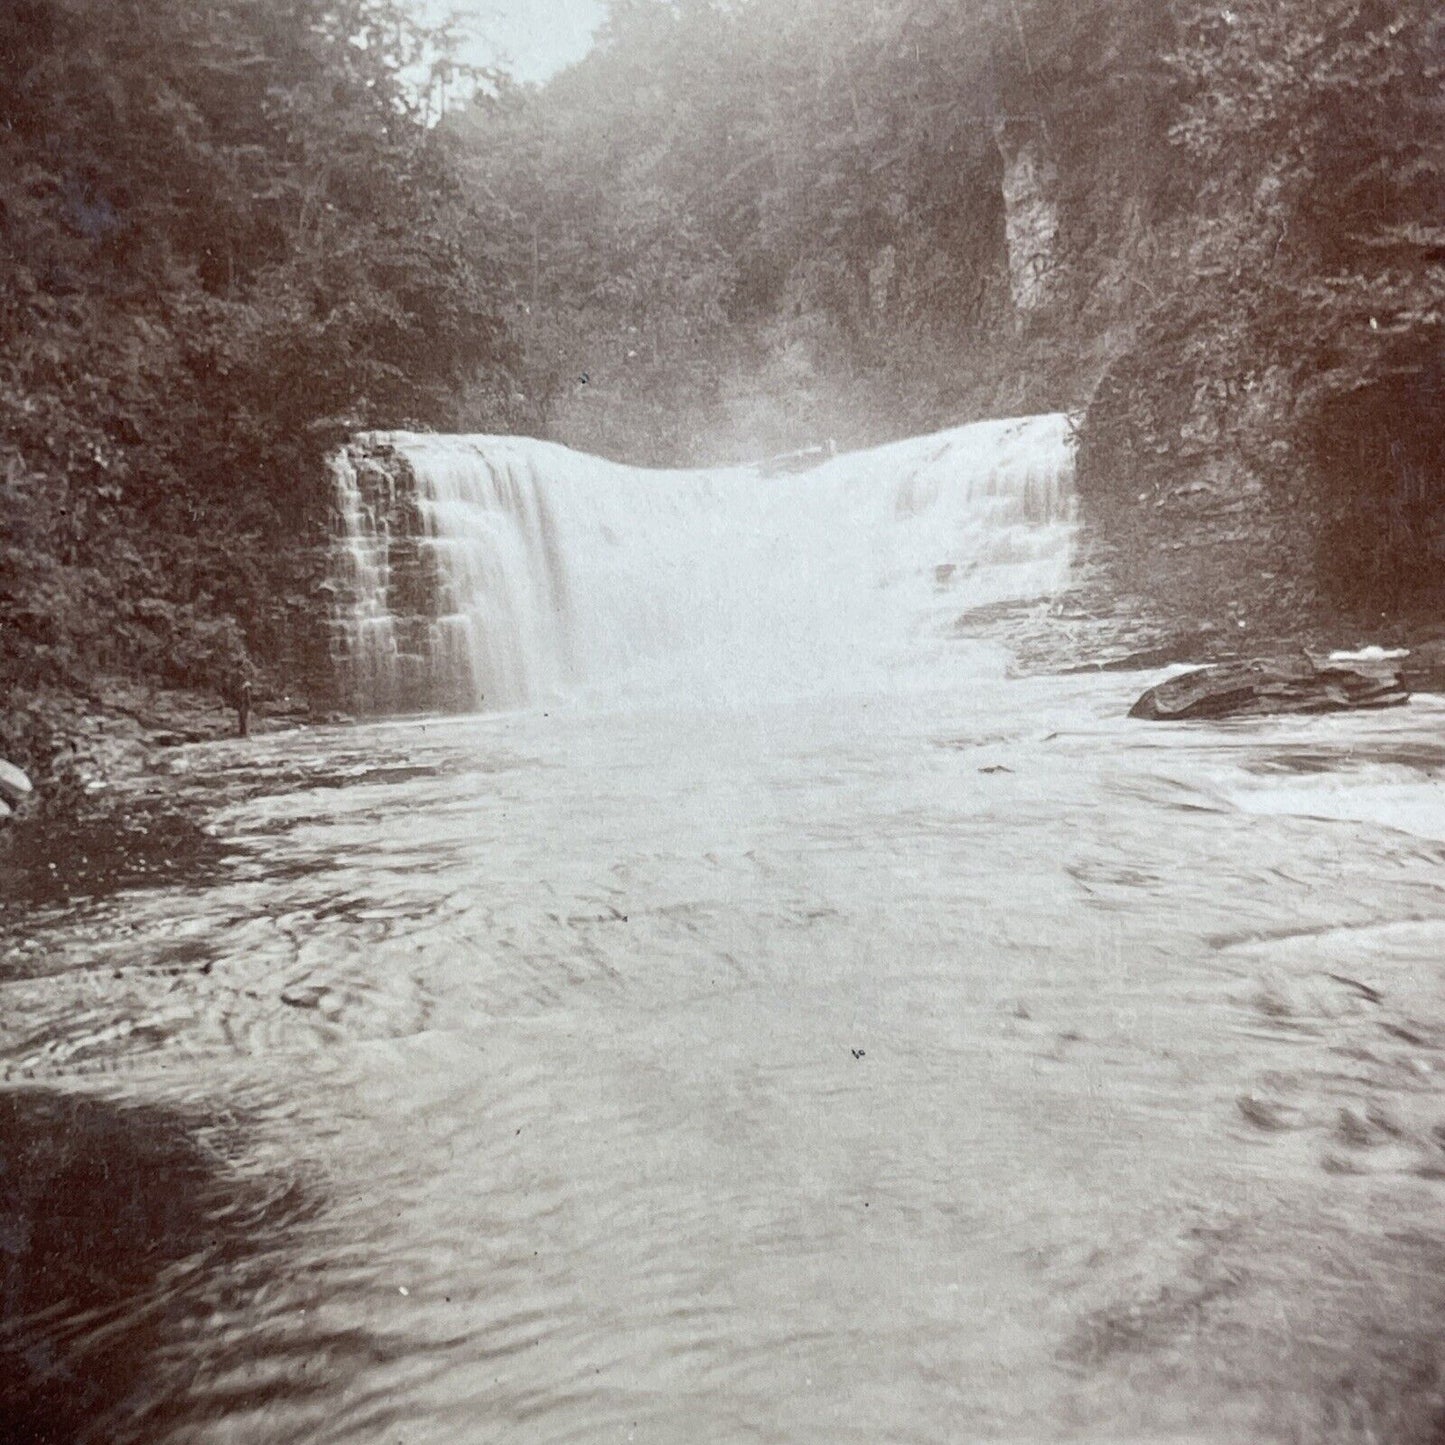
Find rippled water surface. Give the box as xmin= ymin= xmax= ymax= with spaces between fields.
xmin=9 ymin=677 xmax=1445 ymax=1442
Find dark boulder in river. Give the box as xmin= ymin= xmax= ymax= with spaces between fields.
xmin=1129 ymin=656 xmax=1410 ymax=721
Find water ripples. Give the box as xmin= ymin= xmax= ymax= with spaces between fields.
xmin=10 ymin=686 xmax=1445 ymax=1440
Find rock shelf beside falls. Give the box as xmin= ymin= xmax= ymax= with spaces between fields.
xmin=1129 ymin=656 xmax=1411 ymax=721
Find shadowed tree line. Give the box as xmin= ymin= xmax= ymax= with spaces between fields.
xmin=0 ymin=0 xmax=519 ymax=741
xmin=1 ymin=0 xmax=1441 ymax=747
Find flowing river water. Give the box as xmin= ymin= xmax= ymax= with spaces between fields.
xmin=7 ymin=420 xmax=1445 ymax=1443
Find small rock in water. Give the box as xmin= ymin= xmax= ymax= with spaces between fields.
xmin=1129 ymin=655 xmax=1409 ymax=721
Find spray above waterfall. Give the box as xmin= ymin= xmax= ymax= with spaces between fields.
xmin=329 ymin=415 xmax=1077 ymax=714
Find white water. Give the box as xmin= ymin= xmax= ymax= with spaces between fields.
xmin=332 ymin=414 xmax=1077 ymax=713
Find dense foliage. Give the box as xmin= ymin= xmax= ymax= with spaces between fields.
xmin=1082 ymin=0 xmax=1444 ymax=606
xmin=0 ymin=0 xmax=518 ymax=702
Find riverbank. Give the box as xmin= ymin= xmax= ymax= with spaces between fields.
xmin=0 ymin=677 xmax=332 ymax=807
xmin=0 ymin=678 xmax=336 ymax=914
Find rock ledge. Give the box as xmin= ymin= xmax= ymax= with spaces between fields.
xmin=1129 ymin=656 xmax=1410 ymax=721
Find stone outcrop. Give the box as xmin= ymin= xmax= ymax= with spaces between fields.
xmin=1129 ymin=656 xmax=1410 ymax=721
xmin=1400 ymin=639 xmax=1445 ymax=694
xmin=993 ymin=120 xmax=1060 ymax=318
xmin=0 ymin=758 xmax=33 ymax=819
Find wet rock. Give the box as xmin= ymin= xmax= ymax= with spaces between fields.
xmin=757 ymin=441 xmax=835 ymax=477
xmin=1063 ymin=627 xmax=1226 ymax=675
xmin=1129 ymin=655 xmax=1409 ymax=721
xmin=280 ymin=984 xmax=328 ymax=1010
xmin=1402 ymin=638 xmax=1445 ymax=693
xmin=0 ymin=757 xmax=33 ymax=804
xmin=263 ymin=695 xmax=312 ymax=719
xmin=155 ymin=728 xmax=216 ymax=746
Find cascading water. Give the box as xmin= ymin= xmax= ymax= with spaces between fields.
xmin=329 ymin=413 xmax=1077 ymax=713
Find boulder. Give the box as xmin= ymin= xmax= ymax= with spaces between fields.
xmin=1129 ymin=656 xmax=1409 ymax=721
xmin=0 ymin=758 xmax=33 ymax=804
xmin=1402 ymin=639 xmax=1445 ymax=693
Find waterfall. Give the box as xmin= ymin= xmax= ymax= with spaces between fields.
xmin=329 ymin=414 xmax=1077 ymax=714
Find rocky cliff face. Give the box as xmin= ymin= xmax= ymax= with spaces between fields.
xmin=329 ymin=444 xmax=469 ymax=716
xmin=994 ymin=121 xmax=1061 ymax=319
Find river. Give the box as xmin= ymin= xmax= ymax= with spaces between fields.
xmin=6 ymin=422 xmax=1445 ymax=1443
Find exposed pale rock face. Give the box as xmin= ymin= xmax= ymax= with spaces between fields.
xmin=868 ymin=245 xmax=897 ymax=315
xmin=994 ymin=121 xmax=1060 ymax=317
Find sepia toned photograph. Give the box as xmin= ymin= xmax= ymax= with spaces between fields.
xmin=1 ymin=1 xmax=1443 ymax=1440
